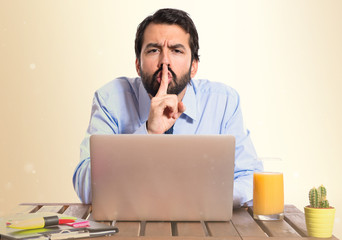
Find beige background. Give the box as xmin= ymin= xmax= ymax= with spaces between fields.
xmin=1 ymin=0 xmax=341 ymax=237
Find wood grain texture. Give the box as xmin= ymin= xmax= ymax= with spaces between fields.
xmin=62 ymin=204 xmax=90 ymax=219
xmin=206 ymin=221 xmax=240 ymax=237
xmin=35 ymin=205 xmax=65 ymax=213
xmin=8 ymin=204 xmax=40 ymax=214
xmin=5 ymin=204 xmax=339 ymax=240
xmin=232 ymin=208 xmax=266 ymax=237
xmin=115 ymin=222 xmax=141 ymax=237
xmin=176 ymin=222 xmax=205 ymax=237
xmin=145 ymin=222 xmax=172 ymax=236
xmin=256 ymin=220 xmax=301 ymax=237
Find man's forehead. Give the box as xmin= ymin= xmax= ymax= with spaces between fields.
xmin=142 ymin=23 xmax=190 ymax=47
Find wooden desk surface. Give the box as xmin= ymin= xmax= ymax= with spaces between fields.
xmin=3 ymin=203 xmax=338 ymax=240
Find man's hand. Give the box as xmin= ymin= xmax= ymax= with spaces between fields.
xmin=147 ymin=64 xmax=186 ymax=134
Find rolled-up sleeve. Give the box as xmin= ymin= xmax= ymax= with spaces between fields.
xmin=73 ymin=88 xmax=148 ymax=203
xmin=73 ymin=90 xmax=122 ymax=203
xmin=223 ymin=89 xmax=263 ymax=207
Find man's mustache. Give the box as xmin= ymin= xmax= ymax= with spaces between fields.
xmin=152 ymin=64 xmax=178 ymax=86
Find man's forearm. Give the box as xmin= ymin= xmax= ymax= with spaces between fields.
xmin=73 ymin=158 xmax=92 ymax=204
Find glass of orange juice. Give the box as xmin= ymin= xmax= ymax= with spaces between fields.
xmin=253 ymin=158 xmax=284 ymax=220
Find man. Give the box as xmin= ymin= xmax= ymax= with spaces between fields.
xmin=73 ymin=8 xmax=263 ymax=207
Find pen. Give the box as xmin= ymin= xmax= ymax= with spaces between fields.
xmin=8 ymin=216 xmax=77 ymax=230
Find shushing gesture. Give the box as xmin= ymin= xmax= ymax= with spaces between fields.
xmin=147 ymin=64 xmax=186 ymax=134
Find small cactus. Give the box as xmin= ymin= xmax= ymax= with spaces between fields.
xmin=318 ymin=185 xmax=327 ymax=201
xmin=321 ymin=200 xmax=330 ymax=208
xmin=309 ymin=187 xmax=319 ymax=208
xmin=309 ymin=185 xmax=330 ymax=208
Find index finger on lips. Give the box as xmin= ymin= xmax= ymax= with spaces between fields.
xmin=156 ymin=64 xmax=169 ymax=97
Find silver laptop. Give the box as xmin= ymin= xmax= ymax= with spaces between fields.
xmin=90 ymin=134 xmax=235 ymax=221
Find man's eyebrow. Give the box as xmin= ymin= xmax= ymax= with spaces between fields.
xmin=145 ymin=43 xmax=161 ymax=49
xmin=169 ymin=44 xmax=186 ymax=50
xmin=144 ymin=43 xmax=186 ymax=50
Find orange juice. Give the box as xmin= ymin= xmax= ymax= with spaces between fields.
xmin=253 ymin=172 xmax=284 ymax=216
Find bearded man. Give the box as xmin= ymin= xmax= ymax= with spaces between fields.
xmin=73 ymin=8 xmax=263 ymax=207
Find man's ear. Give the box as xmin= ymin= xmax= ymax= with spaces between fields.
xmin=135 ymin=58 xmax=141 ymax=76
xmin=190 ymin=60 xmax=199 ymax=78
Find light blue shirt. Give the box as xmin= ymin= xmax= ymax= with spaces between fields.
xmin=73 ymin=77 xmax=263 ymax=207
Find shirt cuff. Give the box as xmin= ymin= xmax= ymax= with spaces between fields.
xmin=233 ymin=175 xmax=253 ymax=208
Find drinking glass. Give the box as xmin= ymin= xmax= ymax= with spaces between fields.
xmin=253 ymin=158 xmax=284 ymax=220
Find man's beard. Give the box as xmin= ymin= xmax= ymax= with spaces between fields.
xmin=141 ymin=64 xmax=191 ymax=97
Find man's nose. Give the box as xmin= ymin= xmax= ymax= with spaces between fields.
xmin=159 ymin=50 xmax=170 ymax=68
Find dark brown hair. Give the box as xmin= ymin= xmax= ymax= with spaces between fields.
xmin=135 ymin=8 xmax=200 ymax=62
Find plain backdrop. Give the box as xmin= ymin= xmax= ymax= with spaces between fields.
xmin=1 ymin=0 xmax=341 ymax=237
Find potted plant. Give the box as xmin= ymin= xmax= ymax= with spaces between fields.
xmin=304 ymin=185 xmax=335 ymax=238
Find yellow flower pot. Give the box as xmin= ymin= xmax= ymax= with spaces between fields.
xmin=304 ymin=206 xmax=335 ymax=238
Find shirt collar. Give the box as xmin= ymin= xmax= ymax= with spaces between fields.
xmin=138 ymin=79 xmax=197 ymax=123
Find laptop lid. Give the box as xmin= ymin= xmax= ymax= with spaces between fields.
xmin=90 ymin=134 xmax=235 ymax=221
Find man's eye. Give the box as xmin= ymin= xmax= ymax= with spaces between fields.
xmin=173 ymin=49 xmax=183 ymax=54
xmin=147 ymin=49 xmax=158 ymax=54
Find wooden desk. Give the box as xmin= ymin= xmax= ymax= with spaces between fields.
xmin=3 ymin=204 xmax=338 ymax=239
